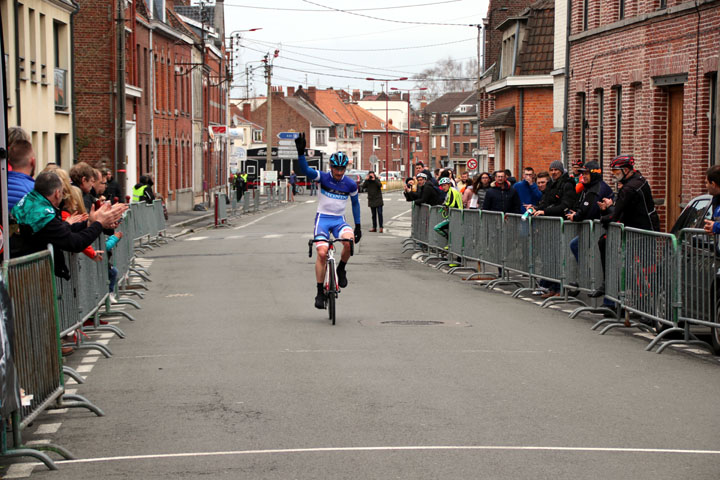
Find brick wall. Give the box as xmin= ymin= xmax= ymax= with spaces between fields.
xmin=568 ymin=1 xmax=720 ymax=229
xmin=251 ymin=91 xmax=311 ymax=147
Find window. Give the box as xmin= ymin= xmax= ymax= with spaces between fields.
xmin=583 ymin=0 xmax=589 ymax=30
xmin=619 ymin=0 xmax=625 ymax=19
xmin=315 ymin=129 xmax=327 ymax=146
xmin=441 ymin=136 xmax=447 ymax=148
xmin=596 ymin=89 xmax=604 ymax=163
xmin=711 ymin=73 xmax=718 ymax=165
xmin=253 ymin=130 xmax=262 ymax=142
xmin=432 ymin=136 xmax=437 ymax=149
xmin=659 ymin=0 xmax=666 ymax=8
xmin=441 ymin=115 xmax=448 ymax=125
xmin=416 ymin=140 xmax=423 ymax=151
xmin=614 ymin=86 xmax=622 ymax=155
xmin=463 ymin=123 xmax=470 ymax=135
xmin=373 ymin=135 xmax=380 ymax=149
xmin=463 ymin=143 xmax=470 ymax=154
xmin=453 ymin=142 xmax=460 ymax=154
xmin=453 ymin=123 xmax=460 ymax=135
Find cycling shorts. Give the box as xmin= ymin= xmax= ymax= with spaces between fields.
xmin=313 ymin=213 xmax=352 ymax=245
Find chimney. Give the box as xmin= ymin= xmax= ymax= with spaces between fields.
xmin=287 ymin=86 xmax=295 ymax=96
xmin=307 ymin=86 xmax=317 ymax=102
xmin=352 ymin=89 xmax=361 ymax=101
xmin=363 ymin=90 xmax=372 ymax=98
xmin=271 ymin=85 xmax=284 ymax=97
xmin=420 ymin=100 xmax=428 ymax=110
xmin=243 ymin=103 xmax=251 ymax=120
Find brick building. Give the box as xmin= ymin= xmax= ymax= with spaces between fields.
xmin=424 ymin=92 xmax=476 ymax=170
xmin=303 ymin=87 xmax=361 ymax=166
xmin=448 ymin=107 xmax=479 ymax=174
xmin=482 ymin=0 xmax=560 ymax=177
xmin=567 ymin=0 xmax=720 ymax=229
xmin=346 ymin=103 xmax=403 ymax=172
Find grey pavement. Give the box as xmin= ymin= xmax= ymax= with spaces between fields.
xmin=5 ymin=192 xmax=720 ymax=479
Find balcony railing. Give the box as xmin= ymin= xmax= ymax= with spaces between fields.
xmin=54 ymin=68 xmax=67 ymax=110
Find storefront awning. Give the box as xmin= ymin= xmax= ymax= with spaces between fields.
xmin=481 ymin=106 xmax=515 ymax=129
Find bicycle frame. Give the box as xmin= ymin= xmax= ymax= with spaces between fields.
xmin=308 ymin=238 xmax=354 ymax=325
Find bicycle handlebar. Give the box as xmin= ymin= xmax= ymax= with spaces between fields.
xmin=308 ymin=238 xmax=354 ymax=258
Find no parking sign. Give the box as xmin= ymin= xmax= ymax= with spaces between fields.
xmin=467 ymin=158 xmax=478 ymax=170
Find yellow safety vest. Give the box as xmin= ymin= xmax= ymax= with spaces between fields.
xmin=132 ymin=185 xmax=147 ymax=203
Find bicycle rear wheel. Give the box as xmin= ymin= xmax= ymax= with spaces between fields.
xmin=327 ymin=266 xmax=337 ymax=325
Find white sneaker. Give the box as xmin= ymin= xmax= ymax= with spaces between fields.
xmin=531 ymin=288 xmax=548 ymax=296
xmin=109 ymin=294 xmax=118 ymax=304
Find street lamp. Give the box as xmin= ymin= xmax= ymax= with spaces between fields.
xmin=366 ymin=77 xmax=407 ymax=178
xmin=225 ymin=28 xmax=262 ymax=93
xmin=391 ymin=87 xmax=427 ymax=180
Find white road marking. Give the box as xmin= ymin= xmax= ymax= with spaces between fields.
xmin=76 ymin=365 xmax=94 ymax=373
xmin=49 ymin=444 xmax=720 ymax=466
xmin=234 ymin=207 xmax=295 ymax=230
xmin=48 ymin=408 xmax=69 ymax=414
xmin=35 ymin=423 xmax=61 ymax=435
xmin=65 ymin=388 xmax=77 ymax=395
xmin=4 ymin=463 xmax=36 ymax=478
xmin=98 ymin=333 xmax=115 ymax=339
xmin=185 ymin=236 xmax=208 ymax=241
xmin=97 ymin=339 xmax=110 ymax=345
xmin=392 ymin=209 xmax=411 ymax=220
xmin=81 ymin=356 xmax=99 ymax=364
xmin=263 ymin=234 xmax=282 ymax=239
xmin=225 ymin=235 xmax=245 ymax=240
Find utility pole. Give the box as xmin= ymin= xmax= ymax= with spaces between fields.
xmin=263 ymin=50 xmax=279 ymax=171
xmin=115 ymin=0 xmax=127 ymax=198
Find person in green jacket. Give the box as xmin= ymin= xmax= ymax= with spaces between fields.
xmin=433 ymin=176 xmax=463 ymax=241
xmin=132 ymin=175 xmax=155 ymax=204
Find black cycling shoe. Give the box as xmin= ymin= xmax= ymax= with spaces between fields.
xmin=337 ymin=269 xmax=348 ymax=288
xmin=588 ymin=284 xmax=605 ymax=298
xmin=314 ymin=292 xmax=326 ymax=309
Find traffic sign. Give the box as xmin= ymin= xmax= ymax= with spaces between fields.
xmin=467 ymin=158 xmax=478 ymax=170
xmin=277 ymin=132 xmax=300 ymax=140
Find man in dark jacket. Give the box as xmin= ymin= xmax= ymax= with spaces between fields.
xmin=10 ymin=172 xmax=126 ymax=279
xmin=591 ymin=155 xmax=659 ymax=298
xmin=533 ymin=160 xmax=577 ymax=218
xmin=482 ymin=170 xmax=521 ymax=213
xmin=362 ymin=171 xmax=384 ymax=232
xmin=404 ymin=173 xmax=441 ymax=206
xmin=104 ymin=169 xmax=123 ymax=203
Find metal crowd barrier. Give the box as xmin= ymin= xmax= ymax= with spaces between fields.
xmin=1 ymin=250 xmax=102 ymax=470
xmin=408 ymin=205 xmax=720 ymax=355
xmin=214 ymin=192 xmax=230 ymax=228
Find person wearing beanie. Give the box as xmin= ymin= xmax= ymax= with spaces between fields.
xmin=532 ymin=161 xmax=577 ymax=218
xmin=549 ymin=160 xmax=564 ymax=172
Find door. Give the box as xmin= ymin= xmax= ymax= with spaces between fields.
xmin=504 ymin=128 xmax=515 ymax=174
xmin=666 ymin=86 xmax=684 ymax=229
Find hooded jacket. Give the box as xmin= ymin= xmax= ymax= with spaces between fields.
xmin=404 ymin=182 xmax=441 ymax=206
xmin=537 ymin=172 xmax=577 ymax=217
xmin=482 ymin=181 xmax=522 ymax=214
xmin=571 ymin=163 xmax=614 ymax=222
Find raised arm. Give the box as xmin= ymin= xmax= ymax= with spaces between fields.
xmin=295 ymin=133 xmax=320 ymax=181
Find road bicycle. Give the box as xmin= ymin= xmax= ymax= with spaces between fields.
xmin=308 ymin=237 xmax=354 ymax=325
xmin=295 ymin=184 xmax=305 ymax=195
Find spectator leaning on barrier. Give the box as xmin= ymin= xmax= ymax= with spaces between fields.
xmin=532 ymin=161 xmax=578 ymax=218
xmin=10 ymin=172 xmax=126 ymax=279
xmin=482 ymin=170 xmax=521 ymax=214
xmin=363 ymin=171 xmax=384 ymax=233
xmin=7 ymin=139 xmax=36 ymax=212
xmin=404 ymin=173 xmax=441 ymax=206
xmin=69 ymin=161 xmax=97 ymax=212
xmin=433 ymin=177 xmax=463 ymax=241
xmin=536 ymin=171 xmax=550 ymax=195
xmin=132 ymin=175 xmax=156 ymax=204
xmin=457 ymin=171 xmax=471 ymax=192
xmin=703 ymin=165 xmax=720 ymax=234
xmin=513 ymin=167 xmax=543 ymax=213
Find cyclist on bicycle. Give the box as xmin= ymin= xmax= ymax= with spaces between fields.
xmin=295 ymin=133 xmax=362 ymax=309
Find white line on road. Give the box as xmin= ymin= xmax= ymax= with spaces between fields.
xmin=185 ymin=236 xmax=208 ymax=241
xmin=4 ymin=463 xmax=36 ymax=478
xmin=34 ymin=423 xmax=62 ymax=435
xmin=392 ymin=209 xmax=411 ymax=220
xmin=76 ymin=364 xmax=94 ymax=373
xmin=50 ymin=444 xmax=720 ymax=466
xmin=234 ymin=206 xmax=295 ymax=230
xmin=263 ymin=234 xmax=282 ymax=239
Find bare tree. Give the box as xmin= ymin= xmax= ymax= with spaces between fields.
xmin=414 ymin=56 xmax=477 ymax=101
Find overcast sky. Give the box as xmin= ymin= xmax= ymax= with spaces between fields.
xmin=224 ymin=0 xmax=490 ymax=98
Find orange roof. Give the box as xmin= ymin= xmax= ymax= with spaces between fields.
xmin=313 ymin=89 xmax=356 ymax=125
xmin=346 ymin=103 xmax=399 ymax=132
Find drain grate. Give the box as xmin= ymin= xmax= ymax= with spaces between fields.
xmin=380 ymin=320 xmax=445 ymax=326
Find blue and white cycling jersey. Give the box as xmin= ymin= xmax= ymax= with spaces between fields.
xmin=306 ymin=168 xmax=359 ymax=217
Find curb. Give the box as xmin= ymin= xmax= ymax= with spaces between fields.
xmin=169 ymin=212 xmax=214 ymax=229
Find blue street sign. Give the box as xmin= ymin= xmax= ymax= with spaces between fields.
xmin=277 ymin=132 xmax=300 ymax=140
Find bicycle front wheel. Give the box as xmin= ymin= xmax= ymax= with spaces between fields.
xmin=327 ymin=267 xmax=337 ymax=325
xmin=296 ymin=185 xmax=304 ymax=195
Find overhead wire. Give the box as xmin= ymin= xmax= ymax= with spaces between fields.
xmin=225 ymin=0 xmax=461 ymax=12
xmin=245 ymin=37 xmax=474 ymax=52
xmin=301 ymin=0 xmax=479 ymax=26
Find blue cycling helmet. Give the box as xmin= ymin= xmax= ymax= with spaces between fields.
xmin=329 ymin=152 xmax=349 ymax=168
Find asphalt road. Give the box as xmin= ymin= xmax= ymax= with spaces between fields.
xmin=9 ymin=191 xmax=720 ymax=479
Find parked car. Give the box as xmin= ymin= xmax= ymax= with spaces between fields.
xmin=379 ymin=171 xmax=401 ymax=182
xmin=346 ymin=170 xmax=369 ymax=192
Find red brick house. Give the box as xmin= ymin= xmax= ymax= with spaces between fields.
xmin=424 ymin=92 xmax=476 ymax=170
xmin=448 ymin=107 xmax=479 ymax=174
xmin=482 ymin=0 xmax=559 ymax=177
xmin=567 ymin=0 xmax=720 ymax=229
xmin=346 ymin=103 xmax=402 ymax=172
